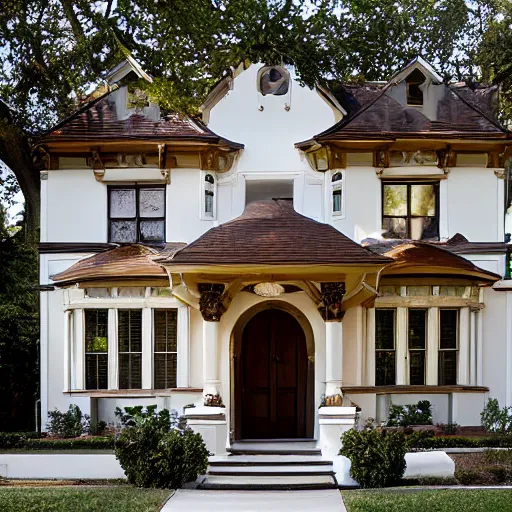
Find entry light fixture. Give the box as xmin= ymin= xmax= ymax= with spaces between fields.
xmin=253 ymin=282 xmax=285 ymax=297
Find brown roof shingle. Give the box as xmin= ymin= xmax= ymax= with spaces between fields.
xmin=161 ymin=200 xmax=391 ymax=266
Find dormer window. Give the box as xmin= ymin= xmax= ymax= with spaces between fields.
xmin=331 ymin=171 xmax=344 ymax=216
xmin=406 ymin=69 xmax=426 ymax=106
xmin=258 ymin=66 xmax=290 ymax=96
xmin=201 ymin=172 xmax=217 ymax=220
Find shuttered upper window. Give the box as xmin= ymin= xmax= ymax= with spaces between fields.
xmin=85 ymin=309 xmax=108 ymax=390
xmin=153 ymin=309 xmax=178 ymax=389
xmin=118 ymin=310 xmax=142 ymax=389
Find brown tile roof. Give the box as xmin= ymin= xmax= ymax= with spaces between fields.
xmin=382 ymin=242 xmax=501 ymax=281
xmin=161 ymin=200 xmax=391 ymax=266
xmin=51 ymin=243 xmax=185 ymax=284
xmin=40 ymin=91 xmax=243 ymax=148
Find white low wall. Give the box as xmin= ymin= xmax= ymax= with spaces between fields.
xmin=0 ymin=454 xmax=126 ymax=480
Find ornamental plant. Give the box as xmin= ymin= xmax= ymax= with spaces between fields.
xmin=340 ymin=423 xmax=407 ymax=488
xmin=481 ymin=398 xmax=512 ymax=434
xmin=114 ymin=405 xmax=208 ymax=489
xmin=386 ymin=400 xmax=433 ymax=427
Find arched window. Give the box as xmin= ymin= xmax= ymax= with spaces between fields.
xmin=258 ymin=66 xmax=290 ymax=96
xmin=406 ymin=69 xmax=426 ymax=106
xmin=331 ymin=171 xmax=344 ymax=216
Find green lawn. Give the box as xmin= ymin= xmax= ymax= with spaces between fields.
xmin=0 ymin=486 xmax=171 ymax=512
xmin=342 ymin=489 xmax=512 ymax=512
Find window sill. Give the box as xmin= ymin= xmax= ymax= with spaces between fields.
xmin=63 ymin=388 xmax=203 ymax=398
xmin=342 ymin=385 xmax=489 ymax=395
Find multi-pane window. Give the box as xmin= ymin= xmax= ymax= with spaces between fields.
xmin=154 ymin=309 xmax=178 ymax=389
xmin=204 ymin=174 xmax=215 ymax=217
xmin=331 ymin=171 xmax=344 ymax=215
xmin=382 ymin=182 xmax=439 ymax=240
xmin=375 ymin=309 xmax=396 ymax=386
xmin=118 ymin=310 xmax=142 ymax=389
xmin=408 ymin=309 xmax=427 ymax=385
xmin=85 ymin=309 xmax=108 ymax=390
xmin=108 ymin=186 xmax=165 ymax=243
xmin=439 ymin=309 xmax=458 ymax=385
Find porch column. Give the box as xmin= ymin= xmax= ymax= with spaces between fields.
xmin=458 ymin=307 xmax=470 ymax=385
xmin=203 ymin=320 xmax=220 ymax=396
xmin=325 ymin=321 xmax=343 ymax=395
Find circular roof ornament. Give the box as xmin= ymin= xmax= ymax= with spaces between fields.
xmin=254 ymin=282 xmax=285 ymax=298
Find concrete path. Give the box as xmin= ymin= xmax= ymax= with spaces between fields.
xmin=162 ymin=489 xmax=346 ymax=511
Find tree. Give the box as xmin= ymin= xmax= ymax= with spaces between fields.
xmin=0 ymin=1 xmax=477 ymax=234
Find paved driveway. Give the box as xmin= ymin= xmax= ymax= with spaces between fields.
xmin=163 ymin=489 xmax=346 ymax=511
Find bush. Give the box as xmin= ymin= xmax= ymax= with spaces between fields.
xmin=0 ymin=431 xmax=43 ymax=449
xmin=340 ymin=424 xmax=407 ymax=488
xmin=114 ymin=406 xmax=208 ymax=489
xmin=0 ymin=432 xmax=113 ymax=450
xmin=481 ymin=398 xmax=512 ymax=434
xmin=409 ymin=433 xmax=512 ymax=450
xmin=387 ymin=400 xmax=433 ymax=427
xmin=47 ymin=405 xmax=90 ymax=438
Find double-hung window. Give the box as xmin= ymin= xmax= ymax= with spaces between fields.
xmin=382 ymin=182 xmax=439 ymax=240
xmin=408 ymin=309 xmax=427 ymax=385
xmin=85 ymin=309 xmax=108 ymax=390
xmin=154 ymin=309 xmax=178 ymax=389
xmin=331 ymin=171 xmax=344 ymax=216
xmin=375 ymin=309 xmax=396 ymax=386
xmin=118 ymin=310 xmax=142 ymax=389
xmin=108 ymin=185 xmax=165 ymax=243
xmin=439 ymin=309 xmax=458 ymax=385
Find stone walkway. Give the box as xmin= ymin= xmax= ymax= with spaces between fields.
xmin=162 ymin=489 xmax=346 ymax=511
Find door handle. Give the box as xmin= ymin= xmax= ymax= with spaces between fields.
xmin=273 ymin=355 xmax=281 ymax=364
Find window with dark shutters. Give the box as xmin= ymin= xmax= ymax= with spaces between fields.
xmin=154 ymin=309 xmax=178 ymax=389
xmin=408 ymin=309 xmax=427 ymax=385
xmin=85 ymin=309 xmax=108 ymax=390
xmin=439 ymin=309 xmax=458 ymax=385
xmin=118 ymin=310 xmax=142 ymax=389
xmin=375 ymin=309 xmax=396 ymax=386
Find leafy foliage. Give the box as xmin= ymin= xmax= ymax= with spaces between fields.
xmin=481 ymin=398 xmax=512 ymax=434
xmin=386 ymin=400 xmax=433 ymax=427
xmin=114 ymin=406 xmax=208 ymax=489
xmin=46 ymin=404 xmax=107 ymax=438
xmin=340 ymin=423 xmax=407 ymax=488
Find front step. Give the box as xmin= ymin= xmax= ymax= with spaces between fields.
xmin=199 ymin=453 xmax=338 ymax=490
xmin=228 ymin=440 xmax=321 ymax=456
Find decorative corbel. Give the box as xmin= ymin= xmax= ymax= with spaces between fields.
xmin=200 ymin=149 xmax=219 ymax=172
xmin=319 ymin=282 xmax=346 ymax=321
xmin=198 ymin=283 xmax=226 ymax=321
xmin=90 ymin=149 xmax=105 ymax=182
xmin=494 ymin=169 xmax=506 ymax=179
xmin=375 ymin=168 xmax=384 ymax=177
xmin=437 ymin=147 xmax=456 ymax=173
xmin=40 ymin=170 xmax=48 ymax=181
xmin=373 ymin=150 xmax=390 ymax=169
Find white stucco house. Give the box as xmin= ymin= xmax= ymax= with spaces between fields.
xmin=37 ymin=56 xmax=512 ymax=467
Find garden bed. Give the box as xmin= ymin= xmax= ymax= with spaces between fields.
xmin=451 ymin=451 xmax=512 ymax=485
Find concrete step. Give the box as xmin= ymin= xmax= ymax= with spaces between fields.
xmin=209 ymin=455 xmax=332 ymax=468
xmin=228 ymin=441 xmax=321 ymax=456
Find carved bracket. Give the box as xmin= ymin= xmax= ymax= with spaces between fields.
xmin=436 ymin=147 xmax=456 ymax=173
xmin=373 ymin=150 xmax=390 ymax=169
xmin=90 ymin=149 xmax=105 ymax=182
xmin=200 ymin=149 xmax=236 ymax=173
xmin=198 ymin=283 xmax=226 ymax=321
xmin=319 ymin=282 xmax=346 ymax=321
xmin=305 ymin=145 xmax=346 ymax=172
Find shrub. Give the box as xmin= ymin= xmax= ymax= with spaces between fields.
xmin=481 ymin=398 xmax=512 ymax=434
xmin=387 ymin=400 xmax=433 ymax=427
xmin=0 ymin=432 xmax=43 ymax=449
xmin=114 ymin=406 xmax=208 ymax=489
xmin=0 ymin=432 xmax=113 ymax=450
xmin=437 ymin=422 xmax=458 ymax=435
xmin=47 ymin=405 xmax=90 ymax=438
xmin=409 ymin=434 xmax=512 ymax=450
xmin=340 ymin=424 xmax=407 ymax=488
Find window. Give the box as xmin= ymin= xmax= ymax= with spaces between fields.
xmin=258 ymin=66 xmax=289 ymax=96
xmin=118 ymin=310 xmax=142 ymax=389
xmin=85 ymin=310 xmax=108 ymax=390
xmin=331 ymin=171 xmax=344 ymax=216
xmin=439 ymin=309 xmax=458 ymax=385
xmin=382 ymin=182 xmax=439 ymax=240
xmin=154 ymin=309 xmax=178 ymax=389
xmin=406 ymin=69 xmax=426 ymax=106
xmin=408 ymin=309 xmax=427 ymax=385
xmin=204 ymin=174 xmax=215 ymax=217
xmin=375 ymin=309 xmax=396 ymax=386
xmin=108 ymin=186 xmax=165 ymax=243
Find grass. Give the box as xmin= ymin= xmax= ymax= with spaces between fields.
xmin=341 ymin=489 xmax=512 ymax=512
xmin=0 ymin=486 xmax=171 ymax=512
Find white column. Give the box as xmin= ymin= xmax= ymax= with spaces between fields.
xmin=355 ymin=306 xmax=364 ymax=385
xmin=476 ymin=310 xmax=483 ymax=386
xmin=203 ymin=320 xmax=220 ymax=396
xmin=40 ymin=171 xmax=48 ymax=242
xmin=40 ymin=291 xmax=49 ymax=429
xmin=177 ymin=305 xmax=190 ymax=388
xmin=141 ymin=308 xmax=152 ymax=389
xmin=325 ymin=321 xmax=343 ymax=395
xmin=63 ymin=310 xmax=72 ymax=392
xmin=366 ymin=308 xmax=376 ymax=386
xmin=396 ymin=307 xmax=408 ymax=385
xmin=470 ymin=309 xmax=477 ymax=385
xmin=73 ymin=309 xmax=85 ymax=390
xmin=458 ymin=307 xmax=470 ymax=385
xmin=107 ymin=309 xmax=118 ymax=390
xmin=426 ymin=307 xmax=439 ymax=385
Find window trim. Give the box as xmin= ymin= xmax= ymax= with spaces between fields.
xmin=381 ymin=180 xmax=440 ymax=240
xmin=118 ymin=309 xmax=143 ymax=390
xmin=200 ymin=171 xmax=217 ymax=221
xmin=330 ymin=170 xmax=345 ymax=218
xmin=153 ymin=308 xmax=179 ymax=390
xmin=108 ymin=184 xmax=166 ymax=244
xmin=84 ymin=309 xmax=109 ymax=391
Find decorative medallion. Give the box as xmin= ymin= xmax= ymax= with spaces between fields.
xmin=198 ymin=283 xmax=226 ymax=321
xmin=319 ymin=282 xmax=346 ymax=321
xmin=253 ymin=282 xmax=285 ymax=297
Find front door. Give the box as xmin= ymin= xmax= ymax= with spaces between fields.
xmin=238 ymin=309 xmax=309 ymax=439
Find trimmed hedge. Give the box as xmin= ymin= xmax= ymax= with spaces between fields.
xmin=0 ymin=432 xmax=114 ymax=450
xmin=410 ymin=434 xmax=512 ymax=450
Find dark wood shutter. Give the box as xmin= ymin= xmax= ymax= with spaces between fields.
xmin=118 ymin=310 xmax=142 ymax=389
xmin=154 ymin=309 xmax=178 ymax=389
xmin=408 ymin=309 xmax=427 ymax=385
xmin=375 ymin=309 xmax=396 ymax=386
xmin=439 ymin=310 xmax=458 ymax=385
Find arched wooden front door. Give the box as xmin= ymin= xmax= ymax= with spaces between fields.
xmin=236 ymin=309 xmax=311 ymax=439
